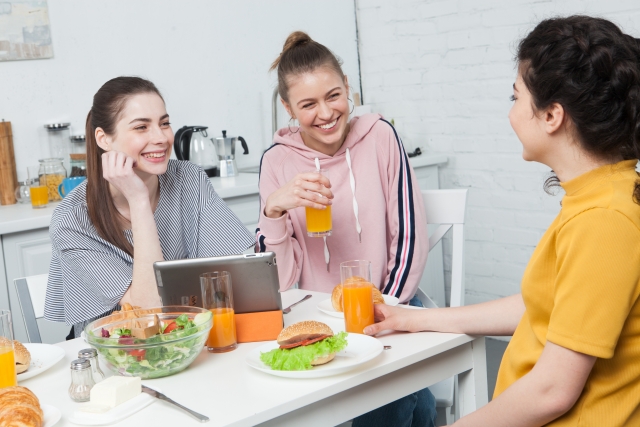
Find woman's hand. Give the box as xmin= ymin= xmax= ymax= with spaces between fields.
xmin=364 ymin=304 xmax=427 ymax=335
xmin=101 ymin=151 xmax=148 ymax=201
xmin=264 ymin=172 xmax=333 ymax=218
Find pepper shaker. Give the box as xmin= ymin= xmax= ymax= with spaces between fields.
xmin=78 ymin=348 xmax=105 ymax=383
xmin=68 ymin=358 xmax=95 ymax=402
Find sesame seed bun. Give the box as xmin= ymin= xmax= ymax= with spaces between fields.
xmin=277 ymin=321 xmax=333 ymax=346
xmin=13 ymin=341 xmax=30 ymax=374
xmin=311 ymin=353 xmax=335 ymax=366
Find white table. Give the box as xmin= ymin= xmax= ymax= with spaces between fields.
xmin=21 ymin=289 xmax=488 ymax=426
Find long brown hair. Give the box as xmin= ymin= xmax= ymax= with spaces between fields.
xmin=86 ymin=77 xmax=164 ymax=256
xmin=270 ymin=31 xmax=345 ymax=103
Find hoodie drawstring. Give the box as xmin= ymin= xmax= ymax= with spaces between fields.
xmin=345 ymin=148 xmax=362 ymax=242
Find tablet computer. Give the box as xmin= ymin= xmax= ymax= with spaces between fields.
xmin=153 ymin=252 xmax=282 ymax=314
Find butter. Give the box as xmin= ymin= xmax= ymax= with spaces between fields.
xmin=90 ymin=376 xmax=141 ymax=408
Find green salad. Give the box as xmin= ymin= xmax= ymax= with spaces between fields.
xmin=89 ymin=312 xmax=212 ymax=379
xmin=260 ymin=332 xmax=348 ymax=371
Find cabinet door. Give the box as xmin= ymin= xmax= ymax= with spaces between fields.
xmin=3 ymin=228 xmax=68 ymax=343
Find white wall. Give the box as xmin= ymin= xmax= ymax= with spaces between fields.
xmin=356 ymin=0 xmax=640 ymax=305
xmin=1 ymin=0 xmax=360 ymax=180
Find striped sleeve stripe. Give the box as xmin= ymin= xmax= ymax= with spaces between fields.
xmin=380 ymin=119 xmax=417 ymax=299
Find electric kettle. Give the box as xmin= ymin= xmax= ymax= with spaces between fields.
xmin=174 ymin=126 xmax=219 ymax=177
xmin=213 ymin=130 xmax=249 ymax=177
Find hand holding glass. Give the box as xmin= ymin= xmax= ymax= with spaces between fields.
xmin=305 ymin=169 xmax=332 ymax=237
xmin=200 ymin=271 xmax=237 ymax=353
xmin=340 ymin=260 xmax=375 ymax=334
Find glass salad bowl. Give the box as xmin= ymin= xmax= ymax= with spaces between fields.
xmin=84 ymin=306 xmax=212 ymax=379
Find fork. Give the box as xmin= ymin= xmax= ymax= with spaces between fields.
xmin=282 ymin=294 xmax=312 ymax=314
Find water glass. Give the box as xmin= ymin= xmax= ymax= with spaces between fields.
xmin=27 ymin=165 xmax=47 ymax=209
xmin=0 ymin=310 xmax=17 ymax=388
xmin=305 ymin=169 xmax=332 ymax=237
xmin=200 ymin=271 xmax=237 ymax=353
xmin=340 ymin=260 xmax=375 ymax=334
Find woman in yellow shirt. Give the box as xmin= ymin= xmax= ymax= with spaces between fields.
xmin=365 ymin=15 xmax=640 ymax=427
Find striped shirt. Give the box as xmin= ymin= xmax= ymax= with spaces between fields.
xmin=44 ymin=160 xmax=254 ymax=334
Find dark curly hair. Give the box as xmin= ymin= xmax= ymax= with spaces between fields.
xmin=517 ymin=16 xmax=640 ymax=203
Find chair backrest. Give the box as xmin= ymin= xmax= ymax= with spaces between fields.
xmin=14 ymin=274 xmax=48 ymax=343
xmin=420 ymin=189 xmax=468 ymax=308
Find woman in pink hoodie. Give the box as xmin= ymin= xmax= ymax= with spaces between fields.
xmin=258 ymin=31 xmax=435 ymax=427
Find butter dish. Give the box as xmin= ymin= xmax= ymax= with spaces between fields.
xmin=68 ymin=391 xmax=155 ymax=426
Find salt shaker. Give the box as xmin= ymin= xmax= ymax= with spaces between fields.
xmin=78 ymin=348 xmax=105 ymax=383
xmin=68 ymin=358 xmax=95 ymax=402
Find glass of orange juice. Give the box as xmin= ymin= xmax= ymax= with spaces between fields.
xmin=0 ymin=310 xmax=17 ymax=388
xmin=340 ymin=260 xmax=375 ymax=334
xmin=27 ymin=165 xmax=48 ymax=209
xmin=200 ymin=271 xmax=237 ymax=353
xmin=305 ymin=169 xmax=332 ymax=237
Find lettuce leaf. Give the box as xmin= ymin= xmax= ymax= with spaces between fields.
xmin=260 ymin=332 xmax=348 ymax=371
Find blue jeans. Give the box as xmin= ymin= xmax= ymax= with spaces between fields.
xmin=352 ymin=295 xmax=437 ymax=427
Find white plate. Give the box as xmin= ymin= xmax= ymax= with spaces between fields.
xmin=17 ymin=343 xmax=66 ymax=381
xmin=42 ymin=404 xmax=62 ymax=427
xmin=317 ymin=294 xmax=400 ymax=318
xmin=246 ymin=333 xmax=383 ymax=378
xmin=68 ymin=391 xmax=156 ymax=425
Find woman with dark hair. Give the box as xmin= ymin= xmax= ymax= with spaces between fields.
xmin=44 ymin=76 xmax=254 ymax=337
xmin=259 ymin=32 xmax=434 ymax=427
xmin=365 ymin=16 xmax=640 ymax=426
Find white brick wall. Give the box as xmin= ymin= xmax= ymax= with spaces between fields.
xmin=356 ymin=0 xmax=640 ymax=305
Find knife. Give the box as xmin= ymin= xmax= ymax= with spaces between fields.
xmin=142 ymin=385 xmax=209 ymax=423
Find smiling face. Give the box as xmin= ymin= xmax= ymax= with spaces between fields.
xmin=97 ymin=92 xmax=173 ymax=178
xmin=283 ymin=67 xmax=350 ymax=156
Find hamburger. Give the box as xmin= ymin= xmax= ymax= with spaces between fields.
xmin=0 ymin=337 xmax=31 ymax=374
xmin=260 ymin=321 xmax=348 ymax=371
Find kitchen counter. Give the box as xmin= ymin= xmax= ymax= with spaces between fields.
xmin=0 ymin=155 xmax=447 ymax=235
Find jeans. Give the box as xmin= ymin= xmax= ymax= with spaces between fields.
xmin=352 ymin=295 xmax=437 ymax=427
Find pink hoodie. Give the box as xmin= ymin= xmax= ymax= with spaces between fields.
xmin=257 ymin=113 xmax=428 ymax=303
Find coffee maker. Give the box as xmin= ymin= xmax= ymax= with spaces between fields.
xmin=174 ymin=126 xmax=219 ymax=177
xmin=213 ymin=130 xmax=249 ymax=177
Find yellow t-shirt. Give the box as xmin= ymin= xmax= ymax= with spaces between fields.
xmin=494 ymin=160 xmax=640 ymax=426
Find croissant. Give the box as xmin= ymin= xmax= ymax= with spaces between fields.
xmin=331 ymin=281 xmax=385 ymax=312
xmin=0 ymin=386 xmax=43 ymax=427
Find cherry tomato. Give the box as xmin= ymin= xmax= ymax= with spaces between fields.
xmin=129 ymin=349 xmax=146 ymax=361
xmin=164 ymin=321 xmax=179 ymax=334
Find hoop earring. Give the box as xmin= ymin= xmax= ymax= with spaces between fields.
xmin=288 ymin=117 xmax=300 ymax=134
xmin=348 ymin=97 xmax=355 ymax=115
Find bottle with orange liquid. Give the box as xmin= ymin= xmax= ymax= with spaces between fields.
xmin=200 ymin=271 xmax=237 ymax=353
xmin=0 ymin=310 xmax=17 ymax=388
xmin=340 ymin=261 xmax=375 ymax=334
xmin=305 ymin=169 xmax=332 ymax=237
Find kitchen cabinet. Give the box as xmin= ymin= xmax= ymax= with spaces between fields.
xmin=0 ymin=155 xmax=447 ymax=343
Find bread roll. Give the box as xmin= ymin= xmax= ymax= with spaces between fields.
xmin=331 ymin=283 xmax=385 ymax=312
xmin=0 ymin=386 xmax=43 ymax=427
xmin=13 ymin=341 xmax=30 ymax=374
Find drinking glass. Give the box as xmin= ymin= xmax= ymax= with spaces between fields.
xmin=27 ymin=165 xmax=48 ymax=209
xmin=0 ymin=310 xmax=17 ymax=388
xmin=340 ymin=260 xmax=375 ymax=334
xmin=200 ymin=271 xmax=237 ymax=353
xmin=305 ymin=169 xmax=332 ymax=237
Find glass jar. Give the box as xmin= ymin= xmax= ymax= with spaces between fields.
xmin=69 ymin=134 xmax=86 ymax=155
xmin=38 ymin=158 xmax=67 ymax=202
xmin=14 ymin=179 xmax=35 ymax=204
xmin=44 ymin=123 xmax=71 ymax=165
xmin=68 ymin=358 xmax=95 ymax=402
xmin=78 ymin=348 xmax=105 ymax=383
xmin=69 ymin=154 xmax=87 ymax=177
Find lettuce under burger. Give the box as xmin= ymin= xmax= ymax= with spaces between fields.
xmin=260 ymin=320 xmax=348 ymax=371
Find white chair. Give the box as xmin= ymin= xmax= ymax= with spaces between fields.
xmin=14 ymin=274 xmax=69 ymax=344
xmin=415 ymin=189 xmax=468 ymax=425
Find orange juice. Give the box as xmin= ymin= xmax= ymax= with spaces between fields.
xmin=29 ymin=186 xmax=48 ymax=208
xmin=343 ymin=282 xmax=375 ymax=334
xmin=305 ymin=205 xmax=332 ymax=234
xmin=0 ymin=346 xmax=17 ymax=388
xmin=207 ymin=308 xmax=237 ymax=351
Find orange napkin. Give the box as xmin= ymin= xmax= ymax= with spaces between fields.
xmin=235 ymin=310 xmax=283 ymax=343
